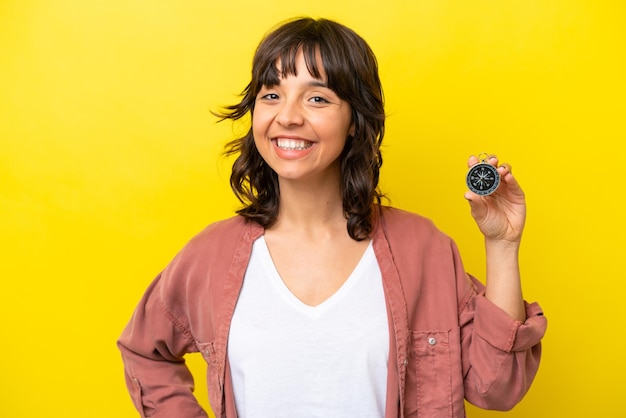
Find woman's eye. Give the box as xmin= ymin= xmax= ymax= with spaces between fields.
xmin=309 ymin=96 xmax=330 ymax=104
xmin=259 ymin=93 xmax=279 ymax=100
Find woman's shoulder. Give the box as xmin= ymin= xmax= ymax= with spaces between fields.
xmin=173 ymin=215 xmax=263 ymax=261
xmin=379 ymin=206 xmax=439 ymax=231
xmin=192 ymin=215 xmax=262 ymax=242
xmin=377 ymin=205 xmax=453 ymax=245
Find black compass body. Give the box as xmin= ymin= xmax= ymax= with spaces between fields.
xmin=466 ymin=163 xmax=500 ymax=196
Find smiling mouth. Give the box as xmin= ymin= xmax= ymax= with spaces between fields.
xmin=275 ymin=138 xmax=313 ymax=151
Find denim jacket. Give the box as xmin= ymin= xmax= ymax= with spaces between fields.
xmin=118 ymin=206 xmax=547 ymax=417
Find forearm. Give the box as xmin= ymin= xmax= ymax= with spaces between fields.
xmin=484 ymin=239 xmax=526 ymax=321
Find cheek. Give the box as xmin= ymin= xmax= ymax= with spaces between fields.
xmin=251 ymin=120 xmax=271 ymax=159
xmin=251 ymin=117 xmax=263 ymax=145
xmin=251 ymin=131 xmax=266 ymax=156
xmin=251 ymin=111 xmax=272 ymax=138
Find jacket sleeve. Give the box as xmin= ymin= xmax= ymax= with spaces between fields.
xmin=117 ymin=272 xmax=209 ymax=418
xmin=459 ymin=275 xmax=547 ymax=410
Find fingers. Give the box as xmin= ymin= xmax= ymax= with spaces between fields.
xmin=467 ymin=154 xmax=499 ymax=168
xmin=499 ymin=162 xmax=512 ymax=173
xmin=468 ymin=154 xmax=513 ymax=178
xmin=464 ymin=189 xmax=488 ymax=221
xmin=467 ymin=155 xmax=481 ymax=167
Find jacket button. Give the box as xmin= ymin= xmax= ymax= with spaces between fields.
xmin=428 ymin=337 xmax=437 ymax=346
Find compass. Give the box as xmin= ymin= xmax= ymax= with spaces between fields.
xmin=466 ymin=155 xmax=500 ymax=196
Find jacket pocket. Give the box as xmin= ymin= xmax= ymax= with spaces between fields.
xmin=411 ymin=330 xmax=453 ymax=418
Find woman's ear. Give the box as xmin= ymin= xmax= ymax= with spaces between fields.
xmin=349 ymin=121 xmax=356 ymax=137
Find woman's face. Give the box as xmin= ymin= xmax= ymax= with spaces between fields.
xmin=252 ymin=49 xmax=354 ymax=186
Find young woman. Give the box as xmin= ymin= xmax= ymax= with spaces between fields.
xmin=118 ymin=17 xmax=547 ymax=418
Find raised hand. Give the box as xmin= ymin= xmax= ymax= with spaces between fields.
xmin=464 ymin=155 xmax=526 ymax=244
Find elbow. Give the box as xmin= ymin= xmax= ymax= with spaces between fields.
xmin=466 ymin=347 xmax=541 ymax=411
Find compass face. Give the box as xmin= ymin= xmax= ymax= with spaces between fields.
xmin=466 ymin=163 xmax=500 ymax=196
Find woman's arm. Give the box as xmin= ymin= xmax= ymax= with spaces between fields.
xmin=117 ymin=274 xmax=208 ymax=418
xmin=464 ymin=155 xmax=527 ymax=321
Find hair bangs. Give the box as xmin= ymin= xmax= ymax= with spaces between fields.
xmin=256 ymin=41 xmax=325 ymax=90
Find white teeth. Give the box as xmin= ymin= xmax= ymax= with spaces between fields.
xmin=276 ymin=138 xmax=312 ymax=151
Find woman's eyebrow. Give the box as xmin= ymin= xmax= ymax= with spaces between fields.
xmin=308 ymin=80 xmax=329 ymax=88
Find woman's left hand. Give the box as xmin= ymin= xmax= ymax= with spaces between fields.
xmin=465 ymin=155 xmax=526 ymax=243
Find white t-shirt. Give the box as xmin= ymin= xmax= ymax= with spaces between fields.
xmin=227 ymin=237 xmax=389 ymax=418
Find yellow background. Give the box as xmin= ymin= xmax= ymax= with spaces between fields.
xmin=1 ymin=0 xmax=624 ymax=416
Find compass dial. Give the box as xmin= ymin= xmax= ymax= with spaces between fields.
xmin=466 ymin=163 xmax=500 ymax=196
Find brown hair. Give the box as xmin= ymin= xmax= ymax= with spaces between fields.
xmin=217 ymin=17 xmax=385 ymax=240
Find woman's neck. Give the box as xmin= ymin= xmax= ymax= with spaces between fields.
xmin=270 ymin=177 xmax=346 ymax=237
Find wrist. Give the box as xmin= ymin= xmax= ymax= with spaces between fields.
xmin=485 ymin=237 xmax=521 ymax=253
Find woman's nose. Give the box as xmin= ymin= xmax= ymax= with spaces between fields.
xmin=275 ymin=100 xmax=304 ymax=126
